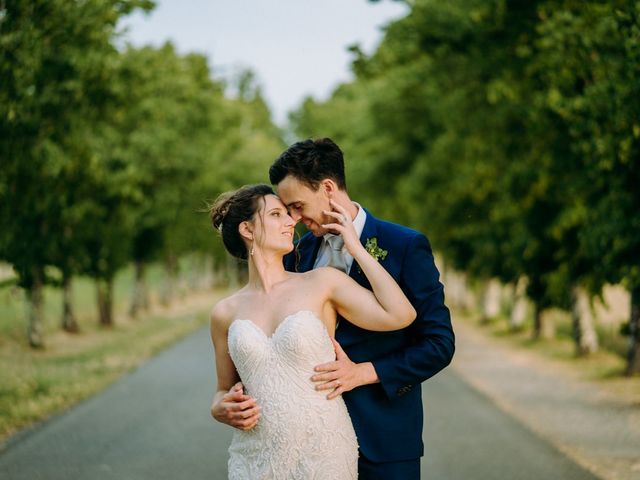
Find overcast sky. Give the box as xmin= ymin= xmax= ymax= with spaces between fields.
xmin=119 ymin=0 xmax=408 ymax=126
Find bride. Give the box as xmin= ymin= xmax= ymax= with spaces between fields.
xmin=209 ymin=183 xmax=415 ymax=480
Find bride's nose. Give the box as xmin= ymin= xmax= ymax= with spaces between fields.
xmin=284 ymin=214 xmax=296 ymax=226
xmin=288 ymin=209 xmax=301 ymax=223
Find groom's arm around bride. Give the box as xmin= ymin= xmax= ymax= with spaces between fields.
xmin=312 ymin=230 xmax=454 ymax=400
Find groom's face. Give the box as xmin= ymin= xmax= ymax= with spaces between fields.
xmin=276 ymin=175 xmax=332 ymax=237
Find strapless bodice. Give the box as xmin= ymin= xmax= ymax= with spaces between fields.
xmin=226 ymin=310 xmax=358 ymax=479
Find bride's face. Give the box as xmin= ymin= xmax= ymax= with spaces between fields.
xmin=252 ymin=194 xmax=295 ymax=255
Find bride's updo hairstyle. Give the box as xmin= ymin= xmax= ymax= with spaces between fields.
xmin=210 ymin=184 xmax=275 ymax=260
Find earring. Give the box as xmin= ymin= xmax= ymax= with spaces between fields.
xmin=250 ymin=243 xmax=255 ymax=256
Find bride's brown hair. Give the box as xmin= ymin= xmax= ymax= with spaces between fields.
xmin=210 ymin=184 xmax=275 ymax=260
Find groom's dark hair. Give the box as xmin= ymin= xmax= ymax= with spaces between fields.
xmin=269 ymin=138 xmax=347 ymax=190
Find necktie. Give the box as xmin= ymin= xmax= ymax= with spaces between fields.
xmin=326 ymin=235 xmax=348 ymax=273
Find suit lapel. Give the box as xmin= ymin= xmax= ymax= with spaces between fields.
xmin=296 ymin=234 xmax=322 ymax=273
xmin=348 ymin=209 xmax=378 ymax=286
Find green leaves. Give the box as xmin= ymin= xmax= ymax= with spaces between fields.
xmin=364 ymin=237 xmax=388 ymax=263
xmin=0 ymin=1 xmax=283 ymax=308
xmin=290 ymin=0 xmax=640 ymax=311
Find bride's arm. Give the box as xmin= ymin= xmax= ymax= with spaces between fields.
xmin=209 ymin=301 xmax=260 ymax=431
xmin=321 ymin=200 xmax=416 ymax=331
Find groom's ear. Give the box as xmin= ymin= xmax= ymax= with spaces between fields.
xmin=320 ymin=179 xmax=337 ymax=198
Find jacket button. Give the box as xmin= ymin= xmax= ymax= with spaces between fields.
xmin=397 ymin=385 xmax=410 ymax=396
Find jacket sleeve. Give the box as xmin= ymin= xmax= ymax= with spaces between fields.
xmin=371 ymin=233 xmax=455 ymax=400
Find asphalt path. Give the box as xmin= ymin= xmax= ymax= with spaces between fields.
xmin=0 ymin=326 xmax=599 ymax=480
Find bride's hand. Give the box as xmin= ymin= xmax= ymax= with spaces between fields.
xmin=322 ymin=199 xmax=362 ymax=256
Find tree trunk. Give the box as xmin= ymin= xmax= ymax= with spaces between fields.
xmin=188 ymin=254 xmax=201 ymax=290
xmin=509 ymin=277 xmax=528 ymax=331
xmin=480 ymin=279 xmax=501 ymax=324
xmin=541 ymin=311 xmax=556 ymax=339
xmin=129 ymin=260 xmax=149 ymax=318
xmin=571 ymin=286 xmax=598 ymax=356
xmin=532 ymin=303 xmax=542 ymax=340
xmin=443 ymin=268 xmax=467 ymax=311
xmin=625 ymin=286 xmax=640 ymax=376
xmin=462 ymin=274 xmax=476 ymax=311
xmin=447 ymin=269 xmax=461 ymax=311
xmin=97 ymin=278 xmax=114 ymax=326
xmin=211 ymin=256 xmax=224 ymax=288
xmin=201 ymin=255 xmax=214 ymax=290
xmin=160 ymin=254 xmax=178 ymax=306
xmin=26 ymin=269 xmax=45 ymax=348
xmin=61 ymin=274 xmax=79 ymax=333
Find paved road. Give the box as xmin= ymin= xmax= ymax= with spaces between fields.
xmin=0 ymin=327 xmax=599 ymax=480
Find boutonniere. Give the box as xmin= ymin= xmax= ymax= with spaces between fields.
xmin=364 ymin=237 xmax=388 ymax=262
xmin=356 ymin=237 xmax=388 ymax=274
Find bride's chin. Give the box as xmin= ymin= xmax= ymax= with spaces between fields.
xmin=281 ymin=242 xmax=294 ymax=255
xmin=261 ymin=243 xmax=293 ymax=257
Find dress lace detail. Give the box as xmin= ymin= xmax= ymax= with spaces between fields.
xmin=227 ymin=310 xmax=358 ymax=480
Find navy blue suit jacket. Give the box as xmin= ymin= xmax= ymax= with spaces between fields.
xmin=284 ymin=209 xmax=455 ymax=462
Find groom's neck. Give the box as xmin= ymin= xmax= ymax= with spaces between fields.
xmin=331 ymin=190 xmax=359 ymax=220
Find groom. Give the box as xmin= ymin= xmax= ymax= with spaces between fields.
xmin=269 ymin=138 xmax=455 ymax=479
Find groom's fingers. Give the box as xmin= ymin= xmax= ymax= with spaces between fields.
xmin=314 ymin=360 xmax=338 ymax=373
xmin=326 ymin=386 xmax=343 ymax=400
xmin=311 ymin=371 xmax=338 ymax=383
xmin=315 ymin=379 xmax=341 ymax=391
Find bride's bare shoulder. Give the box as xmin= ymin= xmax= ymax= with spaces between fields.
xmin=210 ymin=291 xmax=246 ymax=329
xmin=301 ymin=267 xmax=347 ymax=283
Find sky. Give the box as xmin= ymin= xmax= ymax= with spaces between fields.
xmin=119 ymin=0 xmax=408 ymax=126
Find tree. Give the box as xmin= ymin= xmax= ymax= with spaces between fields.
xmin=534 ymin=1 xmax=640 ymax=369
xmin=0 ymin=0 xmax=153 ymax=344
xmin=289 ymin=0 xmax=639 ymax=366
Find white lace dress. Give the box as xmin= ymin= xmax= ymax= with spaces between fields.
xmin=226 ymin=310 xmax=358 ymax=480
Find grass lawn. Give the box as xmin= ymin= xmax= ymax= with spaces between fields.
xmin=0 ymin=262 xmax=227 ymax=444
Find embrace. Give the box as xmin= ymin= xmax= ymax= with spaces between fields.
xmin=209 ymin=138 xmax=455 ymax=479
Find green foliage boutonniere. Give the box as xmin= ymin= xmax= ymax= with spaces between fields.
xmin=364 ymin=237 xmax=388 ymax=263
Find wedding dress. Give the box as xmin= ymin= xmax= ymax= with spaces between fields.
xmin=226 ymin=310 xmax=358 ymax=480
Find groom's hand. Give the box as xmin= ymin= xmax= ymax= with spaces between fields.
xmin=211 ymin=382 xmax=261 ymax=430
xmin=312 ymin=338 xmax=380 ymax=400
